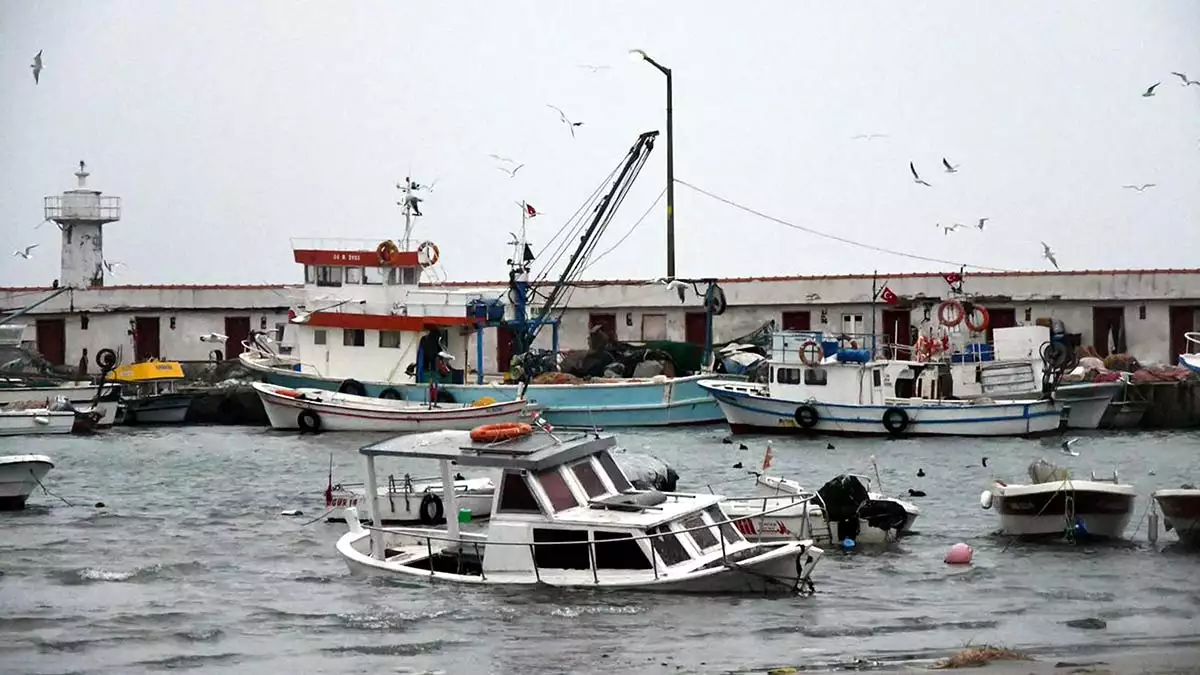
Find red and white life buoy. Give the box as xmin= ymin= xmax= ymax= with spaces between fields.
xmin=938 ymin=299 xmax=965 ymax=327
xmin=798 ymin=340 xmax=822 ymax=365
xmin=965 ymin=305 xmax=991 ymax=333
xmin=417 ymin=241 xmax=440 ymax=267
xmin=377 ymin=239 xmax=400 ymax=264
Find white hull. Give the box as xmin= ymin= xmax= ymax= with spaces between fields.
xmin=700 ymin=381 xmax=1062 ymax=437
xmin=0 ymin=454 xmax=54 ymax=510
xmin=327 ymin=478 xmax=495 ymax=525
xmin=1054 ymin=383 xmax=1121 ymax=430
xmin=121 ymin=398 xmax=191 ymax=425
xmin=1153 ymin=489 xmax=1200 ymax=546
xmin=984 ymin=481 xmax=1136 ymax=539
xmin=0 ymin=383 xmax=119 ymax=426
xmin=0 ymin=410 xmax=76 ymax=436
xmin=254 ymin=383 xmax=528 ymax=432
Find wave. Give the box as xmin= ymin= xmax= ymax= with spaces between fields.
xmin=322 ymin=640 xmax=455 ymax=656
xmin=550 ymin=605 xmax=646 ymax=618
xmin=755 ymin=618 xmax=999 ymax=638
xmin=337 ymin=608 xmax=455 ymax=631
xmin=131 ymin=652 xmax=244 ymax=669
xmin=52 ymin=561 xmax=208 ymax=585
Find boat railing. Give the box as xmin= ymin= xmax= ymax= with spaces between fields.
xmin=334 ymin=475 xmax=483 ymax=496
xmin=361 ymin=496 xmax=815 ymax=583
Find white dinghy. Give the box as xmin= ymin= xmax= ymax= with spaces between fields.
xmin=336 ymin=425 xmax=825 ymax=594
xmin=0 ymin=454 xmax=55 ymax=510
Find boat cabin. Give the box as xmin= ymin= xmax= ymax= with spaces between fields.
xmin=106 ymin=360 xmax=186 ymax=397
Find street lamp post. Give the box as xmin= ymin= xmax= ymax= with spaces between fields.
xmin=630 ymin=49 xmax=675 ymax=279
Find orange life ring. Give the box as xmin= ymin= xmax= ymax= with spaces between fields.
xmin=470 ymin=422 xmax=533 ymax=443
xmin=798 ymin=340 xmax=822 ymax=365
xmin=377 ymin=240 xmax=399 ymax=264
xmin=417 ymin=241 xmax=440 ymax=266
xmin=938 ymin=300 xmax=965 ymax=327
xmin=965 ymin=305 xmax=991 ymax=332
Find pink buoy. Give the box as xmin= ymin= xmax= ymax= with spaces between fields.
xmin=944 ymin=543 xmax=973 ymax=565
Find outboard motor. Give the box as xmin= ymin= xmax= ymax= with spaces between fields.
xmin=816 ymin=474 xmax=871 ymax=542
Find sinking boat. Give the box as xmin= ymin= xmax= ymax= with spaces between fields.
xmin=326 ymin=474 xmax=496 ymax=525
xmin=0 ymin=454 xmax=54 ymax=509
xmin=1153 ymin=486 xmax=1200 ymax=546
xmin=335 ymin=425 xmax=824 ymax=593
xmin=980 ymin=459 xmax=1136 ymax=540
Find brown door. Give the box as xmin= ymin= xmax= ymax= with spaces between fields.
xmin=781 ymin=311 xmax=811 ymax=331
xmin=223 ymin=316 xmax=251 ymax=359
xmin=495 ymin=323 xmax=515 ymax=373
xmin=880 ymin=309 xmax=912 ymax=358
xmin=685 ymin=312 xmax=708 ymax=345
xmin=1091 ymin=307 xmax=1125 ymax=357
xmin=134 ymin=317 xmax=161 ymax=361
xmin=35 ymin=318 xmax=66 ymax=366
xmin=985 ymin=307 xmax=1017 ymax=344
xmin=1169 ymin=306 xmax=1196 ymax=364
xmin=588 ymin=313 xmax=617 ymax=343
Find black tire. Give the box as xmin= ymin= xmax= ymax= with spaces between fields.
xmin=96 ymin=348 xmax=118 ymax=370
xmin=706 ymin=285 xmax=728 ymax=316
xmin=793 ymin=405 xmax=819 ymax=429
xmin=379 ymin=388 xmax=403 ymax=400
xmin=337 ymin=378 xmax=368 ymax=396
xmin=419 ymin=492 xmax=444 ymax=525
xmin=297 ymin=409 xmax=322 ymax=434
xmin=882 ymin=407 xmax=909 ymax=436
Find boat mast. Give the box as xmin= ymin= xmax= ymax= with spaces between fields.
xmin=400 ymin=177 xmax=415 ymax=250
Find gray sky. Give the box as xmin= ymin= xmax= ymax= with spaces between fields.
xmin=2 ymin=1 xmax=1199 ymax=288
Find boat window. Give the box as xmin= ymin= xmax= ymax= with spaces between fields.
xmin=776 ymin=367 xmax=802 ymax=385
xmin=537 ymin=468 xmax=579 ymax=512
xmin=594 ymin=453 xmax=632 ymax=492
xmin=804 ymin=369 xmax=828 ymax=386
xmin=647 ymin=525 xmax=691 ymax=566
xmin=705 ymin=506 xmax=742 ymax=545
xmin=593 ymin=531 xmax=652 ymax=569
xmin=315 ymin=266 xmax=343 ymax=287
xmin=681 ymin=513 xmax=719 ymax=550
xmin=873 ymin=369 xmax=882 ymax=387
xmin=570 ymin=460 xmax=608 ymax=498
xmin=343 ymin=329 xmax=366 ymax=347
xmin=313 ymin=329 xmax=327 ymax=346
xmin=304 ymin=265 xmax=318 ymax=284
xmin=496 ymin=471 xmax=541 ymax=513
xmin=402 ymin=267 xmax=419 ymax=285
xmin=379 ymin=331 xmax=403 ymax=349
xmin=532 ymin=528 xmax=590 ymax=570
xmin=363 ymin=267 xmax=385 ymax=285
xmin=345 ymin=267 xmax=363 ymax=284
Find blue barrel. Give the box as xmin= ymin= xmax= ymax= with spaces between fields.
xmin=837 ymin=348 xmax=871 ymax=363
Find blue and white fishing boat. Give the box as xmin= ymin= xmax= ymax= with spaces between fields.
xmin=1180 ymin=332 xmax=1200 ymax=374
xmin=698 ymin=330 xmax=1064 ymax=437
xmin=242 ymin=132 xmax=734 ymax=427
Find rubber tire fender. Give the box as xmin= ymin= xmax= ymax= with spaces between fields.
xmin=882 ymin=407 xmax=909 ymax=436
xmin=337 ymin=378 xmax=368 ymax=397
xmin=297 ymin=409 xmax=322 ymax=434
xmin=419 ymin=492 xmax=445 ymax=525
xmin=793 ymin=405 xmax=819 ymax=429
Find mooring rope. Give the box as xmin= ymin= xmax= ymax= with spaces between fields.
xmin=29 ymin=468 xmax=73 ymax=507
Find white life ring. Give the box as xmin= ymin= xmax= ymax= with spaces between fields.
xmin=417 ymin=241 xmax=440 ymax=267
xmin=1185 ymin=332 xmax=1200 ymax=351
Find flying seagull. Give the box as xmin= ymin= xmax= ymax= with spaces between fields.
xmin=488 ymin=153 xmax=518 ymax=165
xmin=497 ymin=163 xmax=524 ymax=178
xmin=13 ymin=244 xmax=38 ymax=259
xmin=938 ymin=223 xmax=962 ymax=235
xmin=547 ymin=104 xmax=584 ymax=138
xmin=1142 ymin=82 xmax=1161 ymax=97
xmin=655 ymin=277 xmax=689 ymax=303
xmin=1041 ymin=241 xmax=1059 ymax=270
xmin=976 ymin=217 xmax=990 ymax=230
xmin=31 ymin=49 xmax=42 ymax=84
xmin=910 ymin=162 xmax=932 ymax=187
xmin=1170 ymin=72 xmax=1200 ymax=86
xmin=102 ymin=260 xmax=125 ymax=274
xmin=942 ymin=157 xmax=960 ymax=174
xmin=851 ymin=133 xmax=888 ymax=141
xmin=1061 ymin=437 xmax=1080 ymax=456
xmin=1121 ymin=183 xmax=1156 ymax=192
xmin=199 ymin=332 xmax=229 ymax=343
xmin=577 ymin=64 xmax=611 ymax=73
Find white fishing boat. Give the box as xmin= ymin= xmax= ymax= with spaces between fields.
xmin=326 ymin=474 xmax=497 ymax=525
xmin=253 ymin=381 xmax=529 ymax=432
xmin=699 ymin=330 xmax=1063 ymax=437
xmin=1152 ymin=487 xmax=1200 ymax=546
xmin=0 ymin=454 xmax=55 ymax=509
xmin=335 ymin=425 xmax=825 ymax=593
xmin=721 ymin=472 xmax=918 ymax=546
xmin=980 ymin=459 xmax=1136 ymax=539
xmin=0 ymin=380 xmax=120 ymax=427
xmin=0 ymin=407 xmax=76 ymax=436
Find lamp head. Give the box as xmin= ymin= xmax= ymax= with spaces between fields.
xmin=628 ymin=49 xmax=649 ymax=62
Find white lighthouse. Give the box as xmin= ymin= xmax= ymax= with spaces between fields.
xmin=44 ymin=161 xmax=121 ymax=288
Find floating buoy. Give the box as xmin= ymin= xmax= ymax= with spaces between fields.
xmin=280 ymin=509 xmax=304 ymax=517
xmin=842 ymin=538 xmax=856 ymax=550
xmin=979 ymin=490 xmax=993 ymax=509
xmin=944 ymin=543 xmax=973 ymax=565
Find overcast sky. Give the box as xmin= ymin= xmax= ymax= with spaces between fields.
xmin=2 ymin=2 xmax=1198 ymax=288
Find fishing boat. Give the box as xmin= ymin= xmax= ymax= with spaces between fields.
xmin=699 ymin=330 xmax=1063 ymax=437
xmin=980 ymin=459 xmax=1136 ymax=539
xmin=1152 ymin=487 xmax=1200 ymax=546
xmin=240 ymin=133 xmax=734 ymax=427
xmin=0 ymin=405 xmax=76 ymax=436
xmin=0 ymin=454 xmax=55 ymax=510
xmin=335 ymin=424 xmax=825 ymax=593
xmin=1179 ymin=332 xmax=1200 ymax=374
xmin=254 ymin=381 xmax=529 ymax=432
xmin=108 ymin=360 xmax=194 ymax=425
xmin=0 ymin=380 xmax=120 ymax=427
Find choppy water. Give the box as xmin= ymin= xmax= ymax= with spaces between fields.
xmin=2 ymin=426 xmax=1199 ymax=674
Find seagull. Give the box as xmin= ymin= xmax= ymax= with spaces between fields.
xmin=13 ymin=244 xmax=38 ymax=259
xmin=982 ymin=456 xmax=989 ymax=468
xmin=547 ymin=104 xmax=584 ymax=138
xmin=1061 ymin=437 xmax=1080 ymax=456
xmin=577 ymin=64 xmax=610 ymax=73
xmin=805 ymin=292 xmax=821 ymax=301
xmin=938 ymin=223 xmax=962 ymax=235
xmin=655 ymin=277 xmax=689 ymax=303
xmin=199 ymin=332 xmax=229 ymax=343
xmin=910 ymin=162 xmax=932 ymax=187
xmin=1170 ymin=72 xmax=1200 ymax=86
xmin=496 ymin=163 xmax=524 ymax=178
xmin=101 ymin=260 xmax=125 ymax=274
xmin=1041 ymin=241 xmax=1059 ymax=270
xmin=411 ymin=179 xmax=438 ymax=192
xmin=1121 ymin=183 xmax=1156 ymax=192
xmin=942 ymin=157 xmax=960 ymax=174
xmin=976 ymin=217 xmax=989 ymax=230
xmin=1142 ymin=82 xmax=1161 ymax=97
xmin=488 ymin=153 xmax=518 ymax=165
xmin=851 ymin=133 xmax=889 ymax=141
xmin=31 ymin=50 xmax=42 ymax=84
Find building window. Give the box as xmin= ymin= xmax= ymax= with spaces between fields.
xmin=379 ymin=330 xmax=403 ymax=348
xmin=80 ymin=313 xmax=89 ymax=330
xmin=313 ymin=329 xmax=327 ymax=345
xmin=641 ymin=313 xmax=667 ymax=341
xmin=1024 ymin=307 xmax=1032 ymax=322
xmin=343 ymin=328 xmax=365 ymax=347
xmin=841 ymin=313 xmax=864 ymax=336
xmin=345 ymin=267 xmax=363 ymax=284
xmin=315 ymin=266 xmax=343 ymax=287
xmin=363 ymin=267 xmax=385 ymax=285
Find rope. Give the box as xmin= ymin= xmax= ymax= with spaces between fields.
xmin=298 ymin=506 xmax=339 ymax=526
xmin=1000 ymin=477 xmax=1074 ymax=553
xmin=579 ymin=187 xmax=667 ymax=275
xmin=29 ymin=468 xmax=73 ymax=507
xmin=675 ymin=178 xmax=1012 ymax=272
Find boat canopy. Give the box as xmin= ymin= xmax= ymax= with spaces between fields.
xmin=107 ymin=361 xmax=185 ymax=383
xmin=360 ymin=429 xmax=616 ymax=472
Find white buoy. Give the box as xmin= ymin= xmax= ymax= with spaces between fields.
xmin=34 ymin=416 xmax=50 ymax=425
xmin=979 ymin=490 xmax=993 ymax=510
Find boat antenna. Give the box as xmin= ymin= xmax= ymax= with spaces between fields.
xmin=400 ymin=177 xmax=415 ymax=250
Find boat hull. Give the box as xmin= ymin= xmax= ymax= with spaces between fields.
xmin=700 ymin=382 xmax=1062 ymax=437
xmin=121 ymin=394 xmax=193 ymax=425
xmin=241 ymin=354 xmax=724 ymax=427
xmin=987 ymin=482 xmax=1135 ymax=539
xmin=1053 ymin=382 xmax=1121 ymax=430
xmin=0 ymin=455 xmax=54 ymax=510
xmin=1153 ymin=489 xmax=1200 ymax=546
xmin=0 ymin=411 xmax=76 ymax=437
xmin=1180 ymin=353 xmax=1200 ymax=374
xmin=0 ymin=383 xmax=120 ymax=426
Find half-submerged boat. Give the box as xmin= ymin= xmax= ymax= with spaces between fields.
xmin=326 ymin=473 xmax=496 ymax=525
xmin=699 ymin=330 xmax=1063 ymax=437
xmin=335 ymin=425 xmax=825 ymax=593
xmin=980 ymin=459 xmax=1135 ymax=540
xmin=0 ymin=454 xmax=54 ymax=509
xmin=1152 ymin=486 xmax=1200 ymax=546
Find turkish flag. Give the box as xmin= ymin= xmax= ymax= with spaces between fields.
xmin=881 ymin=286 xmax=899 ymax=304
xmin=943 ymin=272 xmax=963 ymax=286
xmin=525 ymin=203 xmax=538 ymax=218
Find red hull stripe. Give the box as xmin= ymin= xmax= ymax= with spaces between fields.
xmin=293 ymin=249 xmax=420 ymax=268
xmin=306 ymin=312 xmax=476 ymax=331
